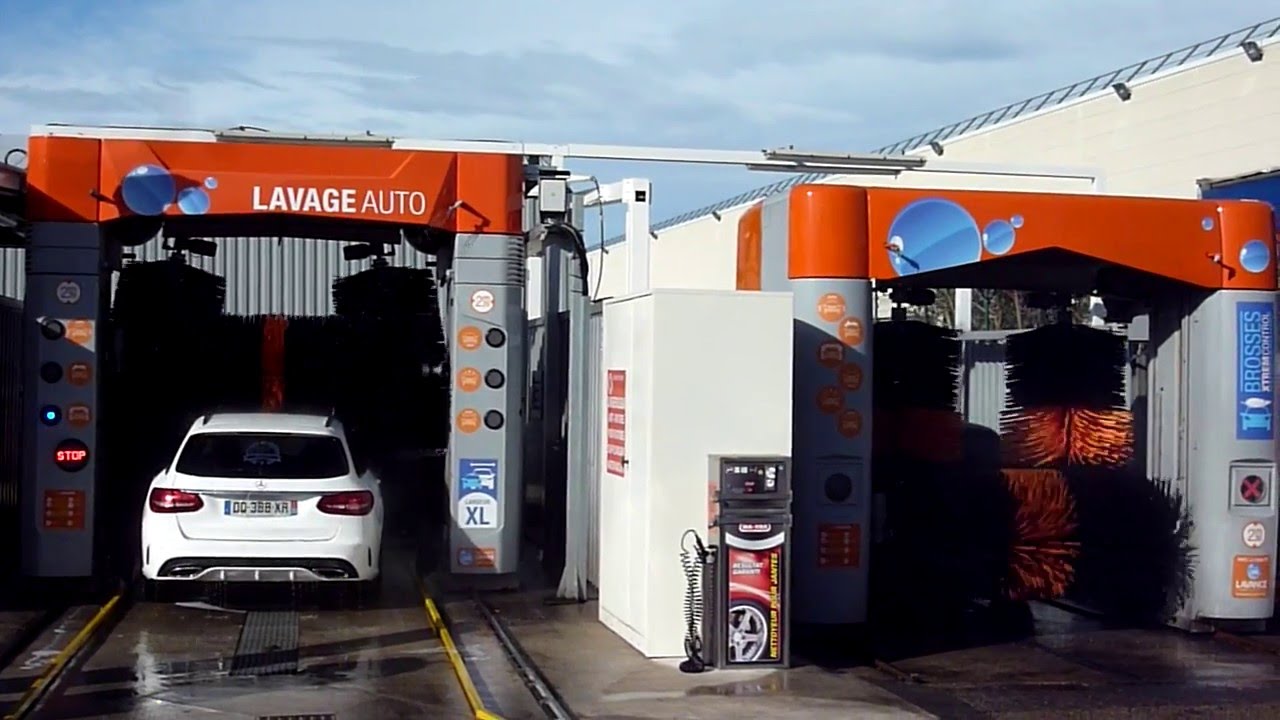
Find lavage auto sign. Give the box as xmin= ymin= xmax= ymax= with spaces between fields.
xmin=251 ymin=185 xmax=429 ymax=216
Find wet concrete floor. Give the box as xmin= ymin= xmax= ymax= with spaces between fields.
xmin=477 ymin=592 xmax=931 ymax=719
xmin=20 ymin=547 xmax=473 ymax=719
xmin=479 ymin=593 xmax=1280 ymax=719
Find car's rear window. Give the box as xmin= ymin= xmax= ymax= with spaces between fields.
xmin=174 ymin=432 xmax=350 ymax=479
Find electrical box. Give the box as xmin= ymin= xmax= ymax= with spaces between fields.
xmin=596 ymin=288 xmax=793 ymax=658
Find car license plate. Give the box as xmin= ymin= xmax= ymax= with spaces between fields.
xmin=224 ymin=499 xmax=298 ymax=517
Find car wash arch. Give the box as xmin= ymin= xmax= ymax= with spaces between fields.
xmin=735 ymin=184 xmax=1278 ymax=634
xmin=17 ymin=128 xmax=533 ymax=583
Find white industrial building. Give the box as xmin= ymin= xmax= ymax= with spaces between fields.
xmin=569 ymin=18 xmax=1280 ymax=308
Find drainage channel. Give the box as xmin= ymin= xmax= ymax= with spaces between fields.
xmin=473 ymin=597 xmax=576 ymax=720
xmin=231 ymin=611 xmax=301 ymax=677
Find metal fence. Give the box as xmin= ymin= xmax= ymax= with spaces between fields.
xmin=0 ymin=238 xmax=436 ymax=314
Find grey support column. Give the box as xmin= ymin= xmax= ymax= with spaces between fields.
xmin=1178 ymin=289 xmax=1278 ymax=623
xmin=22 ymin=222 xmax=104 ymax=577
xmin=448 ymin=232 xmax=527 ymax=578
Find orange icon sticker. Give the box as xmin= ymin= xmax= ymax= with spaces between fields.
xmin=456 ymin=409 xmax=481 ymax=433
xmin=67 ymin=362 xmax=92 ymax=386
xmin=458 ymin=326 xmax=483 ymax=351
xmin=457 ymin=367 xmax=482 ymax=392
xmin=838 ymin=409 xmax=863 ymax=438
xmin=816 ymin=293 xmax=846 ymax=323
xmin=838 ymin=317 xmax=864 ymax=347
xmin=817 ymin=386 xmax=844 ymax=414
xmin=66 ymin=320 xmax=93 ymax=346
xmin=817 ymin=340 xmax=844 ymax=368
xmin=67 ymin=404 xmax=92 ymax=427
xmin=839 ymin=363 xmax=863 ymax=392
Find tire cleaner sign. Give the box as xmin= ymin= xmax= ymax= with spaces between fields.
xmin=1237 ymin=301 xmax=1275 ymax=440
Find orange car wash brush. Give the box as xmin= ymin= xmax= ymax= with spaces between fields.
xmin=1000 ymin=468 xmax=1080 ymax=601
xmin=331 ymin=260 xmax=449 ymax=459
xmin=872 ymin=318 xmax=964 ymax=463
xmin=869 ymin=312 xmax=973 ymax=633
xmin=1000 ymin=321 xmax=1133 ymax=469
xmin=261 ymin=315 xmax=288 ymax=411
xmin=1065 ymin=468 xmax=1195 ymax=625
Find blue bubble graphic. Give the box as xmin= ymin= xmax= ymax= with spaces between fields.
xmin=885 ymin=198 xmax=981 ymax=276
xmin=120 ymin=164 xmax=176 ymax=216
xmin=1201 ymin=217 xmax=1215 ymax=231
xmin=1010 ymin=214 xmax=1024 ymax=229
xmin=177 ymin=186 xmax=211 ymax=215
xmin=204 ymin=176 xmax=218 ymax=190
xmin=1240 ymin=240 xmax=1271 ymax=273
xmin=983 ymin=220 xmax=1016 ymax=256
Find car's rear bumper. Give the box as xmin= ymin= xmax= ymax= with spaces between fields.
xmin=142 ymin=522 xmax=381 ymax=582
xmin=153 ymin=556 xmax=366 ymax=582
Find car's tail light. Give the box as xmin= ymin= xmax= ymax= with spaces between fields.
xmin=317 ymin=491 xmax=375 ymax=516
xmin=149 ymin=488 xmax=204 ymax=513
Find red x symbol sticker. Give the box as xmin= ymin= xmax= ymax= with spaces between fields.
xmin=1241 ymin=475 xmax=1266 ymax=503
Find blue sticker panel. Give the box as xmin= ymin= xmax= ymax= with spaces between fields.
xmin=458 ymin=458 xmax=500 ymax=529
xmin=1236 ymin=301 xmax=1276 ymax=440
xmin=459 ymin=458 xmax=499 ymax=499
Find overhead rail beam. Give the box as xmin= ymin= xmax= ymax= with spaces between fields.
xmin=31 ymin=125 xmax=928 ymax=175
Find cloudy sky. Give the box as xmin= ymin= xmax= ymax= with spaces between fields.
xmin=0 ymin=0 xmax=1274 ymax=236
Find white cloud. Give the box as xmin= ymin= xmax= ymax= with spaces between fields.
xmin=0 ymin=0 xmax=1274 ymax=222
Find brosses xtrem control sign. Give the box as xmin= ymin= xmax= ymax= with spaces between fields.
xmin=1236 ymin=301 xmax=1276 ymax=441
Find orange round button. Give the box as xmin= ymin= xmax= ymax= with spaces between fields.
xmin=817 ymin=386 xmax=844 ymax=414
xmin=838 ymin=409 xmax=862 ymax=438
xmin=839 ymin=363 xmax=863 ymax=392
xmin=457 ymin=367 xmax=481 ymax=392
xmin=817 ymin=293 xmax=846 ymax=323
xmin=67 ymin=404 xmax=92 ymax=427
xmin=66 ymin=320 xmax=93 ymax=346
xmin=817 ymin=340 xmax=844 ymax=368
xmin=67 ymin=362 xmax=93 ymax=386
xmin=838 ymin=317 xmax=864 ymax=347
xmin=458 ymin=326 xmax=483 ymax=351
xmin=456 ymin=409 xmax=481 ymax=433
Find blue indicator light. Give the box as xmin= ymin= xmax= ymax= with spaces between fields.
xmin=40 ymin=405 xmax=61 ymax=426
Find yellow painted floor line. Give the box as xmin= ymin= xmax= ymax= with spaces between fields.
xmin=420 ymin=582 xmax=504 ymax=720
xmin=4 ymin=592 xmax=123 ymax=720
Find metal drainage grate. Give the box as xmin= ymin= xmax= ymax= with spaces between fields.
xmin=231 ymin=611 xmax=300 ymax=676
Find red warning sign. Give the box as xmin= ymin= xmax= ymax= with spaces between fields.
xmin=1240 ymin=475 xmax=1266 ymax=503
xmin=817 ymin=340 xmax=845 ymax=368
xmin=606 ymin=370 xmax=627 ymax=477
xmin=818 ymin=523 xmax=860 ymax=568
xmin=817 ymin=386 xmax=844 ymax=414
xmin=43 ymin=490 xmax=86 ymax=531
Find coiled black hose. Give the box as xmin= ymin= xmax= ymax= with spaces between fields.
xmin=679 ymin=529 xmax=711 ymax=673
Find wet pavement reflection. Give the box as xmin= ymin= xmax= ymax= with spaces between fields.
xmin=29 ymin=547 xmax=472 ymax=719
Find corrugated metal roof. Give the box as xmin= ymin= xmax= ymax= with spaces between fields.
xmin=1 ymin=237 xmax=436 ymax=315
xmin=617 ymin=16 xmax=1280 ymax=245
